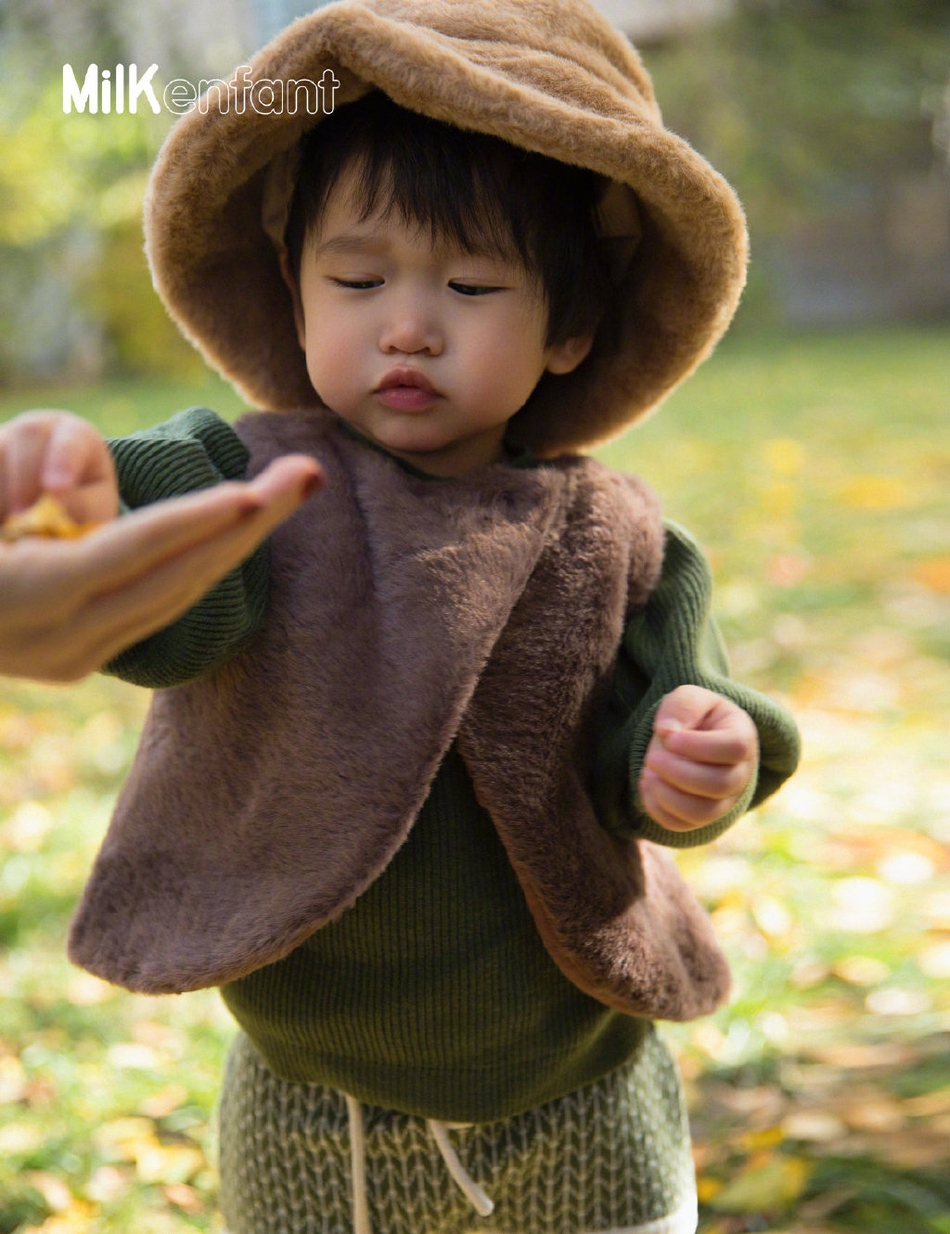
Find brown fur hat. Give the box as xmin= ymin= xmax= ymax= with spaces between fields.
xmin=144 ymin=0 xmax=748 ymax=456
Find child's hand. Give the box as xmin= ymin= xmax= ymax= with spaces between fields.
xmin=638 ymin=685 xmax=758 ymax=831
xmin=0 ymin=410 xmax=119 ymax=527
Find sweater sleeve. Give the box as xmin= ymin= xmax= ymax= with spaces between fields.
xmin=102 ymin=407 xmax=270 ymax=689
xmin=592 ymin=521 xmax=801 ymax=848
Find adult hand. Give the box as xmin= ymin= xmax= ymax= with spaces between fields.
xmin=637 ymin=684 xmax=759 ymax=831
xmin=0 ymin=453 xmax=323 ymax=682
xmin=0 ymin=409 xmax=120 ymax=526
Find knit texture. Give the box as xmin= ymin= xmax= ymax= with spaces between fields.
xmin=218 ymin=1028 xmax=698 ymax=1234
xmin=104 ymin=407 xmax=269 ymax=687
xmin=595 ymin=523 xmax=801 ymax=848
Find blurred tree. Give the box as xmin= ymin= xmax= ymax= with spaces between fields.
xmin=648 ymin=0 xmax=950 ymax=236
xmin=0 ymin=75 xmax=206 ymax=387
xmin=645 ymin=1 xmax=950 ymax=325
xmin=0 ymin=1 xmax=238 ymax=388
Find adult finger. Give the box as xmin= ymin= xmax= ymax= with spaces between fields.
xmin=42 ymin=413 xmax=110 ymax=489
xmin=73 ymin=495 xmax=309 ymax=665
xmin=63 ymin=457 xmax=324 ymax=657
xmin=5 ymin=414 xmax=52 ymax=513
xmin=63 ymin=454 xmax=322 ymax=594
xmin=43 ymin=416 xmax=119 ymax=524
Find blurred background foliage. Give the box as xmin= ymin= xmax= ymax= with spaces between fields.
xmin=647 ymin=0 xmax=950 ymax=327
xmin=0 ymin=0 xmax=243 ymax=388
xmin=651 ymin=0 xmax=950 ymax=230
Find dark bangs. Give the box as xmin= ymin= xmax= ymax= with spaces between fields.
xmin=285 ymin=91 xmax=613 ymax=346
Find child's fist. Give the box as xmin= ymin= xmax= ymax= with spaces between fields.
xmin=0 ymin=410 xmax=119 ymax=527
xmin=638 ymin=684 xmax=758 ymax=831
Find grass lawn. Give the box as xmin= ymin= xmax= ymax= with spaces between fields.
xmin=1 ymin=324 xmax=949 ymax=1233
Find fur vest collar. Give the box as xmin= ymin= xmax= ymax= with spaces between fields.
xmin=68 ymin=410 xmax=730 ymax=1020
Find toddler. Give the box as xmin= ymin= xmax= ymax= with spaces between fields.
xmin=3 ymin=2 xmax=800 ymax=1232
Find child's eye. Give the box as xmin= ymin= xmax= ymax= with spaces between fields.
xmin=330 ymin=277 xmax=382 ymax=290
xmin=449 ymin=282 xmax=501 ymax=297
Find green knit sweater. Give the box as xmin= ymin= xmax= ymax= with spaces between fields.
xmin=104 ymin=407 xmax=799 ymax=1121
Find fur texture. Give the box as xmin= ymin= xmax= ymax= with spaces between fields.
xmin=68 ymin=410 xmax=729 ymax=1018
xmin=143 ymin=0 xmax=748 ymax=456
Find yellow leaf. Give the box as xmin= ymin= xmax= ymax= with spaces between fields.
xmin=751 ymin=896 xmax=794 ymax=938
xmin=833 ymin=956 xmax=890 ymax=986
xmin=697 ymin=1175 xmax=724 ymax=1202
xmin=86 ymin=1165 xmax=130 ymax=1204
xmin=764 ymin=438 xmax=804 ymax=474
xmin=781 ymin=1110 xmax=846 ymax=1143
xmin=823 ymin=876 xmax=895 ymax=933
xmin=93 ymin=1116 xmax=159 ymax=1159
xmin=140 ymin=1082 xmax=189 ymax=1119
xmin=710 ymin=1153 xmax=812 ymax=1213
xmin=163 ymin=1182 xmax=205 ymax=1214
xmin=24 ymin=1172 xmax=71 ymax=1213
xmin=20 ymin=1199 xmax=96 ymax=1234
xmin=134 ymin=1142 xmax=206 ymax=1185
xmin=65 ymin=971 xmax=115 ymax=1007
xmin=837 ymin=474 xmax=914 ymax=510
xmin=902 ymin=1087 xmax=950 ymax=1117
xmin=739 ymin=1126 xmax=785 ymax=1152
xmin=0 ymin=1054 xmax=28 ymax=1102
xmin=0 ymin=1122 xmax=43 ymax=1155
xmin=840 ymin=1097 xmax=906 ymax=1133
xmin=761 ymin=480 xmax=797 ymax=519
xmin=2 ymin=801 xmax=53 ymax=852
xmin=919 ymin=941 xmax=950 ymax=979
xmin=913 ymin=557 xmax=950 ymax=594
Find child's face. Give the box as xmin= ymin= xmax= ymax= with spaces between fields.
xmin=288 ymin=164 xmax=592 ymax=476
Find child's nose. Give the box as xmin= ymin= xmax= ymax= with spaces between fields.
xmin=379 ymin=298 xmax=443 ymax=356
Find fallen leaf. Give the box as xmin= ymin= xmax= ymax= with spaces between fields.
xmin=0 ymin=1054 xmax=28 ymax=1102
xmin=93 ymin=1116 xmax=159 ymax=1158
xmin=839 ymin=1097 xmax=906 ymax=1132
xmin=781 ymin=1110 xmax=847 ymax=1143
xmin=0 ymin=1122 xmax=43 ymax=1155
xmin=139 ymin=1082 xmax=189 ymax=1119
xmin=24 ymin=1172 xmax=71 ymax=1213
xmin=837 ymin=474 xmax=914 ymax=510
xmin=912 ymin=557 xmax=950 ymax=594
xmin=833 ymin=956 xmax=890 ymax=986
xmin=709 ymin=1152 xmax=812 ymax=1213
xmin=902 ymin=1087 xmax=950 ymax=1117
xmin=865 ymin=987 xmax=931 ymax=1016
xmin=919 ymin=941 xmax=950 ymax=979
xmin=163 ymin=1182 xmax=204 ymax=1214
xmin=86 ymin=1165 xmax=130 ymax=1204
xmin=134 ymin=1142 xmax=205 ymax=1185
xmin=65 ymin=971 xmax=115 ymax=1007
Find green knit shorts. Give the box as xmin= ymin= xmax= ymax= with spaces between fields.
xmin=218 ymin=1027 xmax=697 ymax=1234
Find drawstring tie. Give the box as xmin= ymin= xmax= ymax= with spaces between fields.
xmin=345 ymin=1093 xmax=494 ymax=1234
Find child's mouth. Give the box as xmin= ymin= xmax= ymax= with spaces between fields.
xmin=375 ymin=367 xmax=440 ymax=411
xmin=376 ymin=384 xmax=439 ymax=411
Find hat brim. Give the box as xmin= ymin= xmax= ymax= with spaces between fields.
xmin=144 ymin=0 xmax=747 ymax=455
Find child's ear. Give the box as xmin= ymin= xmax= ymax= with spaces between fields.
xmin=279 ymin=251 xmax=307 ymax=351
xmin=545 ymin=333 xmax=594 ymax=375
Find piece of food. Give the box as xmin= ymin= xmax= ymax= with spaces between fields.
xmin=1 ymin=493 xmax=98 ymax=542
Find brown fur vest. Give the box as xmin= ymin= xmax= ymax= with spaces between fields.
xmin=68 ymin=410 xmax=730 ymax=1020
